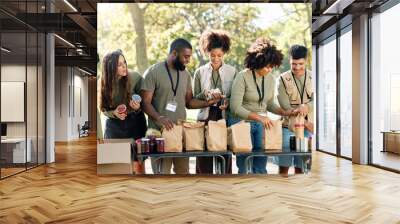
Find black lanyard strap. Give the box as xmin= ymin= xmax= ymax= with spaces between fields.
xmin=252 ymin=70 xmax=264 ymax=104
xmin=292 ymin=71 xmax=306 ymax=104
xmin=165 ymin=61 xmax=180 ymax=97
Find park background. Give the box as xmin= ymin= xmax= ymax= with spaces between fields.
xmin=97 ymin=2 xmax=312 ymax=139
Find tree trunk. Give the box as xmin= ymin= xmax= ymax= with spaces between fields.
xmin=127 ymin=4 xmax=149 ymax=75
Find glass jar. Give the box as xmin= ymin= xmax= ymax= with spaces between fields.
xmin=156 ymin=138 xmax=165 ymax=153
xmin=141 ymin=138 xmax=150 ymax=153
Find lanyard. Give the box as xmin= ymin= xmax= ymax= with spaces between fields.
xmin=165 ymin=61 xmax=179 ymax=97
xmin=211 ymin=70 xmax=220 ymax=89
xmin=252 ymin=70 xmax=264 ymax=104
xmin=292 ymin=71 xmax=306 ymax=104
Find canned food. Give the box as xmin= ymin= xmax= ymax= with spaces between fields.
xmin=296 ymin=138 xmax=302 ymax=151
xmin=156 ymin=138 xmax=165 ymax=153
xmin=132 ymin=94 xmax=142 ymax=103
xmin=141 ymin=138 xmax=150 ymax=153
xmin=290 ymin=136 xmax=296 ymax=151
xmin=117 ymin=104 xmax=127 ymax=114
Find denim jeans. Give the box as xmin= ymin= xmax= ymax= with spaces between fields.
xmin=275 ymin=127 xmax=311 ymax=169
xmin=227 ymin=115 xmax=267 ymax=174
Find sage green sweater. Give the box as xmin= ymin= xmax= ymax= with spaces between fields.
xmin=230 ymin=69 xmax=280 ymax=120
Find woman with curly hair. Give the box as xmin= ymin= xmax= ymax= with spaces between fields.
xmin=229 ymin=38 xmax=297 ymax=174
xmin=193 ymin=30 xmax=237 ymax=174
xmin=98 ymin=50 xmax=147 ymax=173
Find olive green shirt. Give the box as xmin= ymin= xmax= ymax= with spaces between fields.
xmin=230 ymin=69 xmax=280 ymax=120
xmin=193 ymin=70 xmax=223 ymax=100
xmin=277 ymin=72 xmax=314 ymax=112
xmin=102 ymin=71 xmax=143 ymax=118
xmin=141 ymin=62 xmax=192 ymax=130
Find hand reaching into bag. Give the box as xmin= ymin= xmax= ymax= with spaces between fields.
xmin=297 ymin=104 xmax=309 ymax=116
xmin=157 ymin=116 xmax=174 ymax=131
xmin=258 ymin=115 xmax=274 ymax=130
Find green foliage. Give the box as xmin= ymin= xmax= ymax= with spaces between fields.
xmin=98 ymin=3 xmax=311 ymax=76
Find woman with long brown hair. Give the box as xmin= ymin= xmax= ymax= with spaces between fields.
xmin=98 ymin=50 xmax=147 ymax=173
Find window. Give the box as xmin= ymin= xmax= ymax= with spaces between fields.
xmin=339 ymin=27 xmax=352 ymax=158
xmin=371 ymin=3 xmax=400 ymax=171
xmin=317 ymin=35 xmax=337 ymax=154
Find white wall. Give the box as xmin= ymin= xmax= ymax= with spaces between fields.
xmin=54 ymin=66 xmax=89 ymax=141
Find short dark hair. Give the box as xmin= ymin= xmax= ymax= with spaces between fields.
xmin=244 ymin=38 xmax=283 ymax=70
xmin=289 ymin=45 xmax=308 ymax=60
xmin=169 ymin=38 xmax=192 ymax=54
xmin=199 ymin=30 xmax=231 ymax=55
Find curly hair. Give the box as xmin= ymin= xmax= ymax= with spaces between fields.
xmin=199 ymin=29 xmax=231 ymax=55
xmin=244 ymin=38 xmax=283 ymax=70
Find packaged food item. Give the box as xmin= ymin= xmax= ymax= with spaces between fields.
xmin=132 ymin=94 xmax=142 ymax=103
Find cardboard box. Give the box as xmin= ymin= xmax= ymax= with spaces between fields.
xmin=386 ymin=133 xmax=400 ymax=154
xmin=97 ymin=139 xmax=133 ymax=175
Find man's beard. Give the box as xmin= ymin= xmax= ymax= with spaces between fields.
xmin=173 ymin=57 xmax=186 ymax=71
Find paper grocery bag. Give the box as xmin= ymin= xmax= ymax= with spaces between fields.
xmin=264 ymin=120 xmax=282 ymax=151
xmin=183 ymin=122 xmax=205 ymax=151
xmin=206 ymin=119 xmax=227 ymax=152
xmin=228 ymin=121 xmax=252 ymax=153
xmin=289 ymin=115 xmax=305 ymax=139
xmin=162 ymin=125 xmax=183 ymax=152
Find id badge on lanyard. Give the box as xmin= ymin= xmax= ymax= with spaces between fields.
xmin=165 ymin=61 xmax=180 ymax=113
xmin=166 ymin=97 xmax=178 ymax=112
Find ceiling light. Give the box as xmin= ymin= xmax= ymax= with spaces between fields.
xmin=1 ymin=47 xmax=11 ymax=53
xmin=78 ymin=68 xmax=93 ymax=76
xmin=54 ymin=34 xmax=75 ymax=48
xmin=63 ymin=0 xmax=78 ymax=12
xmin=322 ymin=0 xmax=354 ymax=15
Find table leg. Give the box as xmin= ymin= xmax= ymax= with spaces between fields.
xmin=215 ymin=155 xmax=226 ymax=175
xmin=153 ymin=157 xmax=163 ymax=174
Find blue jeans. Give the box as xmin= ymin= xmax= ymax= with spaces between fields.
xmin=275 ymin=127 xmax=311 ymax=169
xmin=227 ymin=116 xmax=267 ymax=174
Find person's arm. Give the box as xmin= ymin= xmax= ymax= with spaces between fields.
xmin=277 ymin=77 xmax=292 ymax=111
xmin=140 ymin=68 xmax=174 ymax=130
xmin=229 ymin=73 xmax=251 ymax=119
xmin=186 ymin=74 xmax=218 ymax=109
xmin=220 ymin=68 xmax=237 ymax=111
xmin=141 ymin=90 xmax=174 ymax=130
xmin=129 ymin=73 xmax=142 ymax=112
xmin=305 ymin=92 xmax=314 ymax=114
xmin=186 ymin=89 xmax=219 ymax=109
xmin=193 ymin=69 xmax=207 ymax=100
xmin=97 ymin=76 xmax=122 ymax=119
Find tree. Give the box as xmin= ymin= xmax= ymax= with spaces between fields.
xmin=98 ymin=3 xmax=312 ymax=75
xmin=127 ymin=3 xmax=149 ymax=75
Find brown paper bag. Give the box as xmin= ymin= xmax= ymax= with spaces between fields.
xmin=162 ymin=125 xmax=183 ymax=152
xmin=264 ymin=120 xmax=282 ymax=151
xmin=289 ymin=115 xmax=305 ymax=139
xmin=228 ymin=121 xmax=252 ymax=152
xmin=206 ymin=119 xmax=227 ymax=152
xmin=183 ymin=122 xmax=205 ymax=151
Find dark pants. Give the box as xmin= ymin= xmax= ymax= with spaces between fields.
xmin=196 ymin=106 xmax=232 ymax=174
xmin=104 ymin=112 xmax=147 ymax=160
